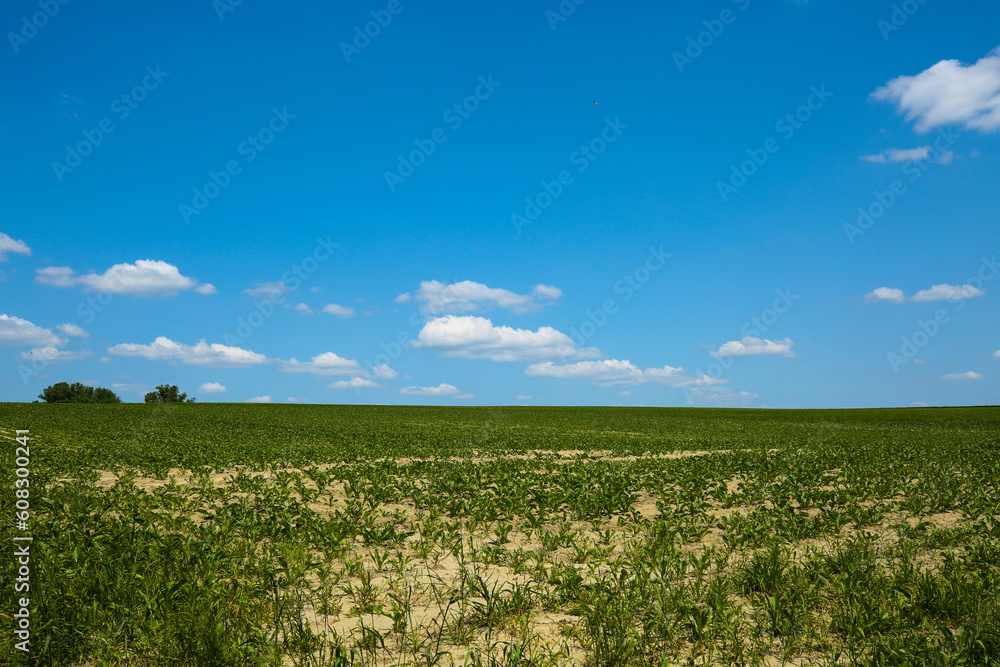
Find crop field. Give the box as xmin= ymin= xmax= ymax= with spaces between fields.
xmin=2 ymin=404 xmax=999 ymax=666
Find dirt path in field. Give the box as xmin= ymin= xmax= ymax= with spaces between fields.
xmin=76 ymin=448 xmax=732 ymax=493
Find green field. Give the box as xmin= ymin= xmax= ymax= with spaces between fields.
xmin=2 ymin=404 xmax=999 ymax=665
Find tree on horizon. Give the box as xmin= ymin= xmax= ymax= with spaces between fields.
xmin=144 ymin=384 xmax=195 ymax=403
xmin=37 ymin=382 xmax=122 ymax=404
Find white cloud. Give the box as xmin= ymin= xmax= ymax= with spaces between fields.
xmin=940 ymin=371 xmax=983 ymax=381
xmin=294 ymin=303 xmax=314 ymax=315
xmin=247 ymin=395 xmax=273 ymax=403
xmin=911 ymin=284 xmax=985 ymax=302
xmin=866 ymin=287 xmax=906 ymax=303
xmin=412 ymin=315 xmax=599 ymax=362
xmin=371 ymin=364 xmax=398 ymax=380
xmin=322 ymin=303 xmax=356 ymax=318
xmin=0 ymin=314 xmax=67 ymax=347
xmin=524 ymin=359 xmax=724 ymax=388
xmin=913 ymin=359 xmax=927 ymax=365
xmin=938 ymin=150 xmax=955 ymax=165
xmin=398 ymin=280 xmax=563 ymax=315
xmin=34 ymin=266 xmax=75 ymax=287
xmin=400 ymin=383 xmax=471 ymax=398
xmin=994 ymin=350 xmax=1000 ymax=360
xmin=198 ymin=382 xmax=227 ymax=394
xmin=709 ymin=337 xmax=795 ymax=359
xmin=279 ymin=351 xmax=361 ymax=376
xmin=872 ymin=46 xmax=1000 ymax=133
xmin=56 ymin=323 xmax=90 ymax=337
xmin=329 ymin=377 xmax=380 ymax=389
xmin=244 ymin=281 xmax=290 ymax=300
xmin=0 ymin=233 xmax=31 ymax=261
xmin=36 ymin=261 xmax=213 ymax=297
xmin=395 ymin=292 xmax=412 ymax=303
xmin=617 ymin=391 xmax=632 ymax=397
xmin=515 ymin=394 xmax=539 ymax=400
xmin=861 ymin=147 xmax=930 ymax=163
xmin=108 ymin=337 xmax=268 ymax=367
xmin=79 ymin=260 xmax=207 ymax=297
xmin=685 ymin=387 xmax=760 ymax=404
xmin=19 ymin=346 xmax=93 ymax=362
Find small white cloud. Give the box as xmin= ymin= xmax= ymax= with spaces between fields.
xmin=195 ymin=283 xmax=217 ymax=295
xmin=911 ymin=284 xmax=985 ymax=302
xmin=525 ymin=359 xmax=723 ymax=388
xmin=279 ymin=351 xmax=361 ymax=376
xmin=861 ymin=146 xmax=930 ymax=163
xmin=872 ymin=46 xmax=1000 ymax=133
xmin=994 ymin=350 xmax=1000 ymax=360
xmin=710 ymin=337 xmax=795 ymax=359
xmin=0 ymin=314 xmax=67 ymax=347
xmin=329 ymin=377 xmax=381 ymax=389
xmin=247 ymin=395 xmax=273 ymax=403
xmin=287 ymin=396 xmax=309 ymax=402
xmin=322 ymin=303 xmax=356 ymax=318
xmin=294 ymin=303 xmax=314 ymax=315
xmin=75 ymin=260 xmax=206 ymax=298
xmin=0 ymin=233 xmax=31 ymax=261
xmin=57 ymin=323 xmax=90 ymax=337
xmin=910 ymin=401 xmax=931 ymax=407
xmin=19 ymin=346 xmax=93 ymax=362
xmin=34 ymin=266 xmax=75 ymax=287
xmin=617 ymin=391 xmax=632 ymax=397
xmin=515 ymin=394 xmax=538 ymax=400
xmin=244 ymin=281 xmax=290 ymax=300
xmin=866 ymin=287 xmax=906 ymax=303
xmin=685 ymin=387 xmax=760 ymax=404
xmin=413 ymin=315 xmax=599 ymax=362
xmin=940 ymin=371 xmax=983 ymax=381
xmin=395 ymin=292 xmax=412 ymax=303
xmin=198 ymin=382 xmax=227 ymax=394
xmin=108 ymin=337 xmax=268 ymax=367
xmin=371 ymin=364 xmax=398 ymax=380
xmin=401 ymin=280 xmax=563 ymax=315
xmin=913 ymin=359 xmax=927 ymax=365
xmin=938 ymin=150 xmax=955 ymax=165
xmin=400 ymin=383 xmax=468 ymax=397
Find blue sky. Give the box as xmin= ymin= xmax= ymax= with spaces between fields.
xmin=2 ymin=0 xmax=998 ymax=407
